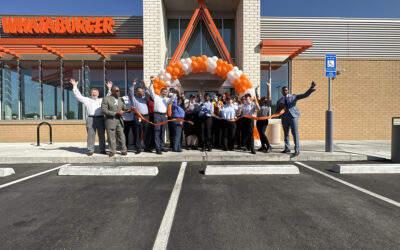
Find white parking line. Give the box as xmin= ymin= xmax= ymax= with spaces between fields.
xmin=152 ymin=162 xmax=187 ymax=250
xmin=0 ymin=164 xmax=70 ymax=190
xmin=295 ymin=162 xmax=400 ymax=208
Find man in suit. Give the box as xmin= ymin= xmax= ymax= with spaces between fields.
xmin=276 ymin=81 xmax=317 ymax=157
xmin=101 ymin=85 xmax=133 ymax=157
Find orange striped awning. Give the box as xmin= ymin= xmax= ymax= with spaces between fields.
xmin=260 ymin=40 xmax=313 ymax=60
xmin=0 ymin=38 xmax=143 ymax=58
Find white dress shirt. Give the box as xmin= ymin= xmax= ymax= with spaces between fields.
xmin=73 ymin=86 xmax=111 ymax=116
xmin=220 ymin=104 xmax=238 ymax=120
xmin=149 ymin=84 xmax=176 ymax=113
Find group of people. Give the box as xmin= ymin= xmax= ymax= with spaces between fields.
xmin=71 ymin=76 xmax=316 ymax=157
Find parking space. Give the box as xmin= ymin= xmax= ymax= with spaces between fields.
xmin=0 ymin=162 xmax=180 ymax=250
xmin=301 ymin=161 xmax=400 ymax=203
xmin=0 ymin=164 xmax=65 ymax=186
xmin=168 ymin=161 xmax=400 ymax=250
xmin=0 ymin=161 xmax=399 ymax=250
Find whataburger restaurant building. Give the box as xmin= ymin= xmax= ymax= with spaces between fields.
xmin=0 ymin=0 xmax=399 ymax=143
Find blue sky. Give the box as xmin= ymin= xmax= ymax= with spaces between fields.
xmin=1 ymin=0 xmax=400 ymax=18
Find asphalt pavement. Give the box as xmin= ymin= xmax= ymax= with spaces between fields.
xmin=0 ymin=161 xmax=399 ymax=250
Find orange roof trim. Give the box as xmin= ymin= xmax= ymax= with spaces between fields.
xmin=0 ymin=38 xmax=143 ymax=58
xmin=260 ymin=40 xmax=313 ymax=60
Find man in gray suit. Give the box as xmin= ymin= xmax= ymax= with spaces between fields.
xmin=102 ymin=85 xmax=133 ymax=157
xmin=276 ymin=81 xmax=317 ymax=157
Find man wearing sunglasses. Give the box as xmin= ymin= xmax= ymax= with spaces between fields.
xmin=102 ymin=85 xmax=134 ymax=157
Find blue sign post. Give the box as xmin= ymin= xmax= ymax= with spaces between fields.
xmin=325 ymin=54 xmax=336 ymax=152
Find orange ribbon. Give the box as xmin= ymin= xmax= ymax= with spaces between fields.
xmin=132 ymin=107 xmax=194 ymax=126
xmin=232 ymin=108 xmax=286 ymax=121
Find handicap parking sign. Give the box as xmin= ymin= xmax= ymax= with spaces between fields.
xmin=325 ymin=54 xmax=336 ymax=77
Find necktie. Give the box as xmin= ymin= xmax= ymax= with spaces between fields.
xmin=285 ymin=97 xmax=288 ymax=107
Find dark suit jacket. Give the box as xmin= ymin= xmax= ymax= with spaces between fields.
xmin=276 ymin=87 xmax=316 ymax=118
xmin=101 ymin=95 xmax=128 ymax=129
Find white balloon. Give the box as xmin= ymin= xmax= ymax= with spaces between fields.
xmin=227 ymin=71 xmax=235 ymax=83
xmin=165 ymin=80 xmax=171 ymax=86
xmin=180 ymin=58 xmax=186 ymax=63
xmin=186 ymin=58 xmax=192 ymax=65
xmin=212 ymin=56 xmax=218 ymax=62
xmin=182 ymin=64 xmax=189 ymax=72
xmin=233 ymin=71 xmax=241 ymax=79
xmin=233 ymin=66 xmax=239 ymax=72
xmin=210 ymin=61 xmax=217 ymax=69
xmin=165 ymin=73 xmax=171 ymax=81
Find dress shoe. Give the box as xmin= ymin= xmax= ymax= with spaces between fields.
xmin=99 ymin=151 xmax=107 ymax=155
xmin=191 ymin=146 xmax=197 ymax=150
xmin=265 ymin=147 xmax=272 ymax=153
xmin=292 ymin=151 xmax=300 ymax=157
xmin=200 ymin=147 xmax=206 ymax=152
xmin=207 ymin=148 xmax=212 ymax=152
xmin=258 ymin=147 xmax=266 ymax=152
xmin=251 ymin=150 xmax=256 ymax=154
xmin=243 ymin=147 xmax=247 ymax=151
xmin=186 ymin=146 xmax=190 ymax=150
xmin=87 ymin=152 xmax=94 ymax=156
xmin=144 ymin=149 xmax=153 ymax=153
xmin=135 ymin=150 xmax=141 ymax=155
xmin=156 ymin=150 xmax=162 ymax=155
xmin=281 ymin=149 xmax=290 ymax=154
xmin=162 ymin=148 xmax=168 ymax=152
xmin=109 ymin=152 xmax=115 ymax=157
xmin=121 ymin=151 xmax=128 ymax=156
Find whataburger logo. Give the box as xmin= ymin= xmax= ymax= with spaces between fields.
xmin=1 ymin=16 xmax=115 ymax=35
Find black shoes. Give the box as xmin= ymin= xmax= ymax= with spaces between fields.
xmin=292 ymin=151 xmax=300 ymax=157
xmin=162 ymin=148 xmax=168 ymax=152
xmin=135 ymin=150 xmax=141 ymax=155
xmin=265 ymin=147 xmax=272 ymax=153
xmin=144 ymin=149 xmax=153 ymax=153
xmin=281 ymin=149 xmax=290 ymax=153
xmin=200 ymin=147 xmax=206 ymax=152
xmin=207 ymin=148 xmax=212 ymax=152
xmin=258 ymin=147 xmax=266 ymax=152
xmin=251 ymin=150 xmax=256 ymax=154
xmin=156 ymin=150 xmax=162 ymax=155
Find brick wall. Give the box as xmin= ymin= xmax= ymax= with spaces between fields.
xmin=143 ymin=0 xmax=167 ymax=83
xmin=0 ymin=121 xmax=87 ymax=143
xmin=292 ymin=57 xmax=400 ymax=140
xmin=236 ymin=0 xmax=260 ymax=88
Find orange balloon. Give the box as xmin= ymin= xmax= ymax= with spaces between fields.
xmin=201 ymin=55 xmax=207 ymax=61
xmin=177 ymin=62 xmax=183 ymax=68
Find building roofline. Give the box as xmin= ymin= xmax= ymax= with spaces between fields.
xmin=261 ymin=16 xmax=400 ymax=22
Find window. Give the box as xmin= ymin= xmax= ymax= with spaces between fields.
xmin=127 ymin=61 xmax=143 ymax=94
xmin=106 ymin=61 xmax=126 ymax=97
xmin=1 ymin=61 xmax=18 ymax=120
xmin=168 ymin=19 xmax=234 ymax=60
xmin=167 ymin=19 xmax=180 ymax=58
xmin=84 ymin=61 xmax=104 ymax=98
xmin=42 ymin=61 xmax=61 ymax=120
xmin=260 ymin=62 xmax=290 ymax=114
xmin=63 ymin=61 xmax=83 ymax=120
xmin=21 ymin=61 xmax=40 ymax=120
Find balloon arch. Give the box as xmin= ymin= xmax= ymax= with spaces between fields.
xmin=153 ymin=55 xmax=255 ymax=96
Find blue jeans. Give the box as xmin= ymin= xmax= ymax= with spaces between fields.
xmin=171 ymin=120 xmax=183 ymax=152
xmin=154 ymin=113 xmax=167 ymax=150
xmin=282 ymin=114 xmax=299 ymax=152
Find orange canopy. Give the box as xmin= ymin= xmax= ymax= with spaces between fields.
xmin=0 ymin=38 xmax=143 ymax=58
xmin=260 ymin=40 xmax=313 ymax=60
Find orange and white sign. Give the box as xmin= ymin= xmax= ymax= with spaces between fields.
xmin=1 ymin=17 xmax=115 ymax=35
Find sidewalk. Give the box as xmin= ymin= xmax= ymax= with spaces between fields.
xmin=0 ymin=141 xmax=390 ymax=164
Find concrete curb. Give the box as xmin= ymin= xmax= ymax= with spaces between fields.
xmin=332 ymin=164 xmax=400 ymax=174
xmin=0 ymin=152 xmax=375 ymax=164
xmin=205 ymin=165 xmax=300 ymax=175
xmin=58 ymin=165 xmax=159 ymax=176
xmin=0 ymin=168 xmax=15 ymax=177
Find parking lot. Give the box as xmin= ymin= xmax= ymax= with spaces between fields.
xmin=0 ymin=161 xmax=399 ymax=250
